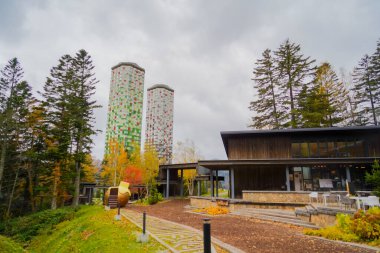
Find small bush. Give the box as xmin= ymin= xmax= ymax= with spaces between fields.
xmin=193 ymin=206 xmax=229 ymax=216
xmin=304 ymin=207 xmax=380 ymax=246
xmin=0 ymin=207 xmax=79 ymax=244
xmin=146 ymin=187 xmax=163 ymax=205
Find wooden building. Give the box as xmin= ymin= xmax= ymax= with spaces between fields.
xmin=159 ymin=126 xmax=380 ymax=198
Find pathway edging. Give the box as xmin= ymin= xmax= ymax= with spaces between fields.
xmin=121 ymin=209 xmax=245 ymax=253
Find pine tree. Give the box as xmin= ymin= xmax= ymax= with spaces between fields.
xmin=41 ymin=54 xmax=75 ymax=209
xmin=352 ymin=54 xmax=378 ymax=125
xmin=0 ymin=58 xmax=24 ymax=198
xmin=313 ymin=63 xmax=349 ymax=127
xmin=298 ymin=84 xmax=330 ymax=128
xmin=274 ymin=39 xmax=316 ymax=128
xmin=249 ymin=49 xmax=282 ymax=129
xmin=70 ymin=49 xmax=100 ymax=206
xmin=370 ymin=39 xmax=380 ymax=121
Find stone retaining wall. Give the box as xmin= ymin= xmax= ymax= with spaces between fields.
xmin=243 ymin=191 xmax=321 ymax=203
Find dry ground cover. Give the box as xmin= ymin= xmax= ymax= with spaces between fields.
xmin=128 ymin=199 xmax=376 ymax=253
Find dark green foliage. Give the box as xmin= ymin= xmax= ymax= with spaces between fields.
xmin=298 ymin=84 xmax=330 ymax=127
xmin=0 ymin=206 xmax=79 ymax=244
xmin=147 ymin=186 xmax=163 ymax=205
xmin=249 ymin=39 xmax=316 ymax=129
xmin=274 ymin=39 xmax=316 ymax=128
xmin=352 ymin=54 xmax=378 ymax=125
xmin=365 ymin=160 xmax=380 ymax=197
xmin=249 ymin=49 xmax=282 ymax=129
xmin=299 ymin=63 xmax=350 ymax=128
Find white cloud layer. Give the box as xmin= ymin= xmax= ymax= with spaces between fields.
xmin=1 ymin=0 xmax=379 ymax=160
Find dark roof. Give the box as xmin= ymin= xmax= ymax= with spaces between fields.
xmin=198 ymin=157 xmax=377 ymax=170
xmin=147 ymin=84 xmax=174 ymax=92
xmin=221 ymin=126 xmax=380 ymax=156
xmin=111 ymin=62 xmax=145 ymax=72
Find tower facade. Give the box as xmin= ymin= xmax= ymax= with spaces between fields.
xmin=105 ymin=62 xmax=145 ymax=154
xmin=145 ymin=84 xmax=174 ymax=164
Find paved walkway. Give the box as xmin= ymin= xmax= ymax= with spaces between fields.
xmin=121 ymin=209 xmax=239 ymax=253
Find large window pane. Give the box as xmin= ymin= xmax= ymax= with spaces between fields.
xmin=292 ymin=143 xmax=301 ymax=158
xmin=309 ymin=143 xmax=318 ymax=157
xmin=327 ymin=142 xmax=336 ymax=157
xmin=336 ymin=141 xmax=347 ymax=157
xmin=300 ymin=143 xmax=309 ymax=157
xmin=319 ymin=142 xmax=328 ymax=157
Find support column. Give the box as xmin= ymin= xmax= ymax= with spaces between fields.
xmin=215 ymin=170 xmax=219 ymax=197
xmin=197 ymin=180 xmax=201 ymax=196
xmin=166 ymin=169 xmax=170 ymax=198
xmin=286 ymin=166 xmax=290 ymax=191
xmin=210 ymin=170 xmax=214 ymax=198
xmin=231 ymin=168 xmax=235 ymax=199
xmin=180 ymin=169 xmax=184 ymax=197
xmin=346 ymin=167 xmax=351 ymax=182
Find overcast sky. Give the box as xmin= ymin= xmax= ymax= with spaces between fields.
xmin=1 ymin=0 xmax=379 ymax=160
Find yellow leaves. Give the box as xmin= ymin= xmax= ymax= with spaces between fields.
xmin=102 ymin=139 xmax=129 ymax=186
xmin=101 ymin=140 xmax=160 ymax=188
xmin=82 ymin=155 xmax=98 ymax=183
xmin=194 ymin=206 xmax=229 ymax=216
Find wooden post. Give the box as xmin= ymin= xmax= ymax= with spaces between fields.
xmin=346 ymin=167 xmax=351 ymax=182
xmin=231 ymin=168 xmax=235 ymax=199
xmin=197 ymin=180 xmax=201 ymax=196
xmin=215 ymin=170 xmax=219 ymax=197
xmin=286 ymin=166 xmax=290 ymax=191
xmin=166 ymin=169 xmax=170 ymax=198
xmin=210 ymin=170 xmax=214 ymax=198
xmin=180 ymin=169 xmax=184 ymax=197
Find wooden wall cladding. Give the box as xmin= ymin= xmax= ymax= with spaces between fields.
xmin=234 ymin=166 xmax=286 ymax=198
xmin=367 ymin=134 xmax=380 ymax=157
xmin=228 ymin=136 xmax=291 ymax=159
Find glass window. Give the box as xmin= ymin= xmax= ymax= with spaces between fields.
xmin=302 ymin=167 xmax=311 ymax=179
xmin=292 ymin=143 xmax=301 ymax=157
xmin=309 ymin=143 xmax=318 ymax=157
xmin=327 ymin=142 xmax=336 ymax=157
xmin=319 ymin=142 xmax=328 ymax=157
xmin=336 ymin=141 xmax=347 ymax=157
xmin=300 ymin=143 xmax=309 ymax=157
xmin=352 ymin=140 xmax=365 ymax=157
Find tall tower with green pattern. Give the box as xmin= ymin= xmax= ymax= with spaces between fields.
xmin=105 ymin=62 xmax=145 ymax=154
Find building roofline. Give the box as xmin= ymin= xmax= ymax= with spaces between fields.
xmin=147 ymin=84 xmax=174 ymax=92
xmin=220 ymin=126 xmax=380 ymax=156
xmin=111 ymin=62 xmax=145 ymax=72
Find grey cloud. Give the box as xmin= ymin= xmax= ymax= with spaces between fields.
xmin=1 ymin=0 xmax=379 ymax=160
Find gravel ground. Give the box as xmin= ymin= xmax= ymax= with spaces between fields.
xmin=126 ymin=199 xmax=376 ymax=253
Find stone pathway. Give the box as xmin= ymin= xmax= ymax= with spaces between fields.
xmin=121 ymin=209 xmax=231 ymax=253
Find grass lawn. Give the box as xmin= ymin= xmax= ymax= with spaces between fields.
xmin=0 ymin=235 xmax=25 ymax=253
xmin=202 ymin=188 xmax=229 ymax=198
xmin=0 ymin=206 xmax=166 ymax=253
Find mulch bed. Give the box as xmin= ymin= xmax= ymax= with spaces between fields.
xmin=126 ymin=199 xmax=375 ymax=253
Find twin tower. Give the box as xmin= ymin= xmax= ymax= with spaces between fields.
xmin=104 ymin=62 xmax=174 ymax=164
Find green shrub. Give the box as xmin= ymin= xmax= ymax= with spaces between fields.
xmin=350 ymin=207 xmax=380 ymax=240
xmin=0 ymin=207 xmax=80 ymax=244
xmin=147 ymin=187 xmax=163 ymax=205
xmin=304 ymin=207 xmax=380 ymax=246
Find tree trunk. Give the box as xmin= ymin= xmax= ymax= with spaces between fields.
xmin=72 ymin=140 xmax=82 ymax=207
xmin=51 ymin=163 xmax=60 ymax=210
xmin=6 ymin=168 xmax=19 ymax=217
xmin=26 ymin=165 xmax=35 ymax=212
xmin=0 ymin=143 xmax=6 ymax=197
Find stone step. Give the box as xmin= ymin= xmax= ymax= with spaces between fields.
xmin=231 ymin=208 xmax=319 ymax=229
xmin=233 ymin=208 xmax=297 ymax=220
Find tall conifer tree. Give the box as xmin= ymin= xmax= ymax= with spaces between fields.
xmin=0 ymin=58 xmax=24 ymax=197
xmin=274 ymin=39 xmax=316 ymax=128
xmin=352 ymin=54 xmax=378 ymax=125
xmin=70 ymin=49 xmax=100 ymax=206
xmin=249 ymin=49 xmax=282 ymax=129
